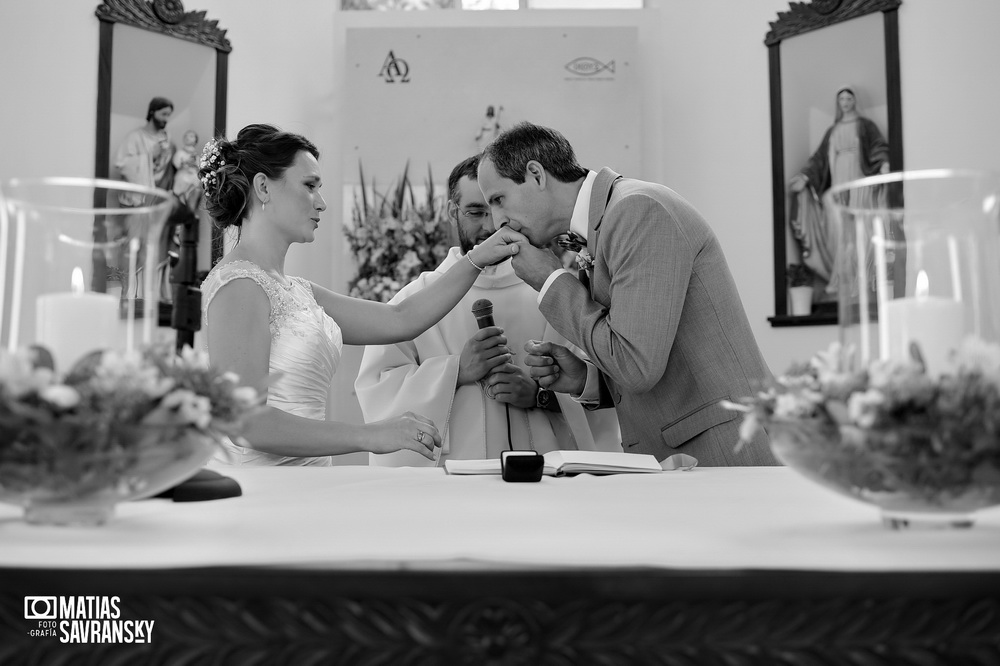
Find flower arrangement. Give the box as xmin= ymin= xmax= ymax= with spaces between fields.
xmin=342 ymin=162 xmax=454 ymax=302
xmin=725 ymin=340 xmax=1000 ymax=512
xmin=786 ymin=262 xmax=814 ymax=287
xmin=0 ymin=344 xmax=260 ymax=498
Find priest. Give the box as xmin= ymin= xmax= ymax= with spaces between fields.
xmin=356 ymin=155 xmax=620 ymax=465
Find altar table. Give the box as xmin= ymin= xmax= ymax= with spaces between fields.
xmin=1 ymin=466 xmax=998 ymax=664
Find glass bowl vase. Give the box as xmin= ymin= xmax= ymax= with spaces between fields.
xmin=767 ymin=417 xmax=1000 ymax=529
xmin=0 ymin=424 xmax=218 ymax=526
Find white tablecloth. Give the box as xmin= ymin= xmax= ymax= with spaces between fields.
xmin=1 ymin=466 xmax=998 ymax=572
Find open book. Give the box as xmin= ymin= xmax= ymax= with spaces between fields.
xmin=444 ymin=450 xmax=663 ymax=477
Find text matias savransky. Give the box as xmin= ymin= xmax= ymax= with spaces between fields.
xmin=24 ymin=595 xmax=155 ymax=644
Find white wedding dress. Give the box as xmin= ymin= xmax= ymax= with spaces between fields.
xmin=201 ymin=259 xmax=343 ymax=466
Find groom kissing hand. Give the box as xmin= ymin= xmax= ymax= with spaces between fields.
xmin=477 ymin=121 xmax=777 ymax=468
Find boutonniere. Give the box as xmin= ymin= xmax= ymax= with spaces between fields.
xmin=574 ymin=249 xmax=594 ymax=272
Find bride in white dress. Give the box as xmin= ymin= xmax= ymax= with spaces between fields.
xmin=198 ymin=124 xmax=523 ymax=466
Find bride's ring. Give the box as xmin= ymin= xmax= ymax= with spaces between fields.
xmin=416 ymin=431 xmax=426 ymax=445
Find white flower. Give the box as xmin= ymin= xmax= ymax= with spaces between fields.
xmin=773 ymin=392 xmax=816 ymax=419
xmin=847 ymin=389 xmax=885 ymax=428
xmin=867 ymin=358 xmax=923 ymax=389
xmin=0 ymin=349 xmax=52 ymax=398
xmin=93 ymin=350 xmax=174 ymax=398
xmin=397 ymin=250 xmax=421 ymax=274
xmin=810 ymin=341 xmax=848 ymax=376
xmin=160 ymin=389 xmax=212 ymax=429
xmin=737 ymin=411 xmax=759 ymax=450
xmin=178 ymin=346 xmax=211 ymax=370
xmin=39 ymin=384 xmax=80 ymax=409
xmin=956 ymin=336 xmax=1000 ymax=383
xmin=232 ymin=386 xmax=259 ymax=408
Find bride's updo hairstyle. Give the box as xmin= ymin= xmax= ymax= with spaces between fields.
xmin=199 ymin=123 xmax=320 ymax=230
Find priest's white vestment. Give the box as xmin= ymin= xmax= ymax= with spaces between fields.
xmin=356 ymin=248 xmax=621 ymax=466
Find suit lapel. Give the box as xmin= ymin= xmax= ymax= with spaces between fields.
xmin=586 ymin=168 xmax=622 ymax=298
xmin=587 ymin=167 xmax=622 ymax=258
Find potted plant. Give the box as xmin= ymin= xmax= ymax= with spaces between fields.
xmin=787 ymin=263 xmax=815 ymax=316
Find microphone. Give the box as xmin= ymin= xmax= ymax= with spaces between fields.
xmin=471 ymin=297 xmax=514 ymax=452
xmin=471 ymin=299 xmax=495 ymax=329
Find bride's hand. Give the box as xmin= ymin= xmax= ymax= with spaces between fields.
xmin=367 ymin=411 xmax=441 ymax=460
xmin=467 ymin=227 xmax=525 ymax=267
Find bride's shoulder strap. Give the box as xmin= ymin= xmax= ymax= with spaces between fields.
xmin=201 ymin=260 xmax=282 ymax=326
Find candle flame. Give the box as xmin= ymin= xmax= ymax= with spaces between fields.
xmin=984 ymin=194 xmax=998 ymax=215
xmin=915 ymin=270 xmax=929 ymax=301
xmin=71 ymin=267 xmax=85 ymax=295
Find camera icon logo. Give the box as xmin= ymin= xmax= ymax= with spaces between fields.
xmin=24 ymin=596 xmax=57 ymax=620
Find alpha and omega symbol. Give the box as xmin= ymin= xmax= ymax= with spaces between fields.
xmin=379 ymin=51 xmax=410 ymax=83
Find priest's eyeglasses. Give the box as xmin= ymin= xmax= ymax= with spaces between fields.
xmin=461 ymin=208 xmax=491 ymax=220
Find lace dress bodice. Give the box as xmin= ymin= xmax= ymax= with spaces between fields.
xmin=201 ymin=260 xmax=343 ymax=466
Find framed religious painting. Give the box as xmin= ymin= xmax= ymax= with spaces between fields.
xmin=765 ymin=0 xmax=903 ymax=326
xmin=94 ymin=0 xmax=230 ymax=347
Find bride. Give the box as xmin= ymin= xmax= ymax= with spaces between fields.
xmin=199 ymin=124 xmax=523 ymax=466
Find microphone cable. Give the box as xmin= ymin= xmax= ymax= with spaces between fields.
xmin=504 ymin=403 xmax=513 ymax=451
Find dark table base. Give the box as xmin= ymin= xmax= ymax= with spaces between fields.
xmin=2 ymin=567 xmax=998 ymax=665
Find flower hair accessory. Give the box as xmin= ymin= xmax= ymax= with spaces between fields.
xmin=199 ymin=138 xmax=226 ymax=197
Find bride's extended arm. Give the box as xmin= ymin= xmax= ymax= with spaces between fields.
xmin=207 ymin=279 xmax=440 ymax=459
xmin=314 ymin=226 xmax=524 ymax=346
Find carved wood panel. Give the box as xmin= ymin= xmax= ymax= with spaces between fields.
xmin=3 ymin=593 xmax=998 ymax=665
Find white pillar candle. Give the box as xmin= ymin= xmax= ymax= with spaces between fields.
xmin=884 ymin=270 xmax=964 ymax=377
xmin=36 ymin=267 xmax=119 ymax=373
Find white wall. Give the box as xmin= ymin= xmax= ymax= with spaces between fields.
xmin=1 ymin=0 xmax=998 ymax=425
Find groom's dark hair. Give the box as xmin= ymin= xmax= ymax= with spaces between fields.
xmin=483 ymin=122 xmax=588 ymax=184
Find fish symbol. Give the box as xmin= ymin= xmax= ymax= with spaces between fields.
xmin=564 ymin=57 xmax=615 ymax=77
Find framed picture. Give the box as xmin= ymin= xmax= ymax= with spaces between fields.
xmin=93 ymin=0 xmax=230 ymax=345
xmin=765 ymin=0 xmax=903 ymax=326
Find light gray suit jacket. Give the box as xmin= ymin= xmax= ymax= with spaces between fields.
xmin=539 ymin=168 xmax=777 ymax=466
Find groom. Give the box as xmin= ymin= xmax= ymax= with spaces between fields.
xmin=477 ymin=122 xmax=776 ymax=466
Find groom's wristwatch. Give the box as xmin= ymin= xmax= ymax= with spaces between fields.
xmin=536 ymin=387 xmax=561 ymax=412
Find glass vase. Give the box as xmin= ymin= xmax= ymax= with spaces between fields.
xmin=0 ymin=177 xmax=174 ymax=371
xmin=0 ymin=178 xmax=179 ymax=526
xmin=822 ymin=169 xmax=1000 ymax=528
xmin=827 ymin=169 xmax=1000 ymax=375
xmin=3 ymin=425 xmax=218 ymax=526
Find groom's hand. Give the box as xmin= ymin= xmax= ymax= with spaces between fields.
xmin=523 ymin=340 xmax=587 ymax=396
xmin=510 ymin=241 xmax=563 ymax=291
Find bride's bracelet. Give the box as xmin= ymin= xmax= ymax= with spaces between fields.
xmin=467 ymin=253 xmax=485 ymax=271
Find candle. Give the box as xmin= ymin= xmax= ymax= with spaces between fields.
xmin=36 ymin=267 xmax=119 ymax=373
xmin=884 ymin=270 xmax=964 ymax=377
